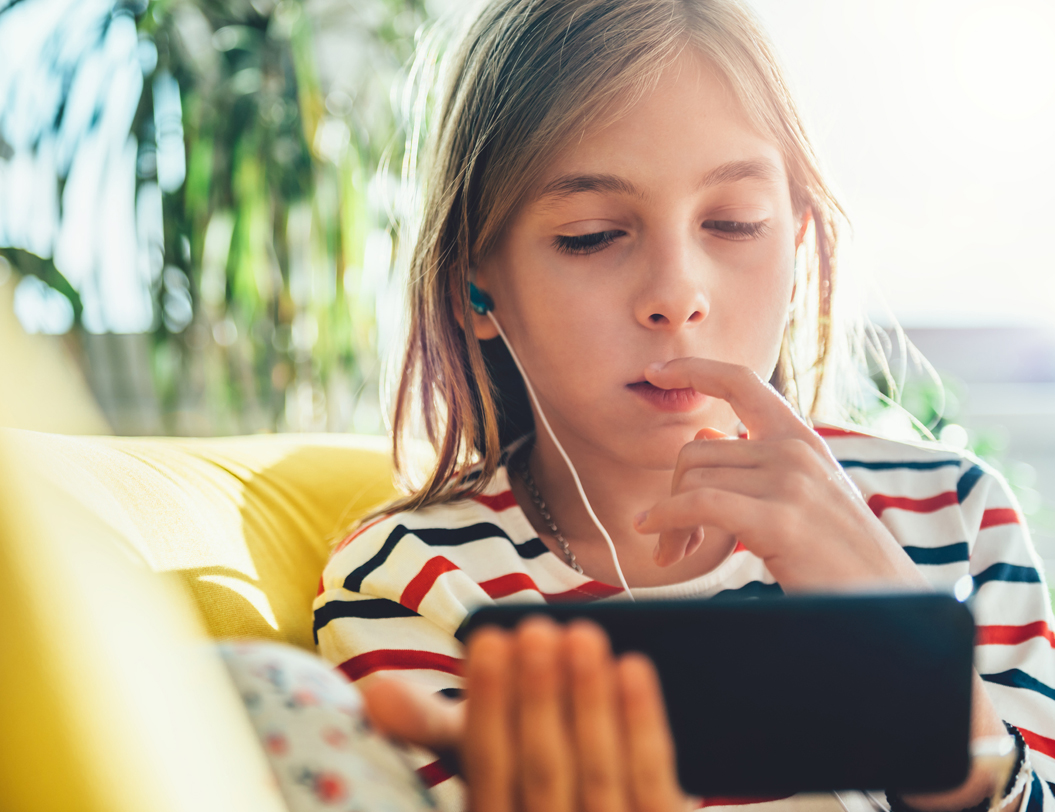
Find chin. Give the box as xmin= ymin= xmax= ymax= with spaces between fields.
xmin=621 ymin=425 xmax=716 ymax=471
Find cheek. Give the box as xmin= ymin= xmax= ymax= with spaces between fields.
xmin=715 ymin=241 xmax=796 ymax=363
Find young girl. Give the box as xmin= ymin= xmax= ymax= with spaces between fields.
xmin=312 ymin=1 xmax=1055 ymax=810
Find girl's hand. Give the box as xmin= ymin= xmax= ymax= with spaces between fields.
xmin=633 ymin=357 xmax=928 ymax=592
xmin=363 ymin=616 xmax=689 ymax=812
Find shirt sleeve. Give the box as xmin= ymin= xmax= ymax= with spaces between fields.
xmin=962 ymin=462 xmax=1055 ymax=802
xmin=313 ymin=512 xmax=507 ymax=812
xmin=312 ymin=513 xmax=497 ymax=688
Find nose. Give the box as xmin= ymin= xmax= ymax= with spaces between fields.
xmin=634 ymin=238 xmax=710 ymax=331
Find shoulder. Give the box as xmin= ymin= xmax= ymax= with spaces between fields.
xmin=326 ymin=496 xmax=520 ymax=572
xmin=817 ymin=423 xmax=1027 ymax=578
xmin=816 ymin=422 xmax=988 ymax=503
xmin=320 ymin=465 xmax=547 ymax=601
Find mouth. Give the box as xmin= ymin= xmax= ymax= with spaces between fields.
xmin=626 ymin=381 xmax=707 ymax=413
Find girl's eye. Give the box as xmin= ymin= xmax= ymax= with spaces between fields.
xmin=703 ymin=220 xmax=770 ymax=240
xmin=553 ymin=229 xmax=624 ymax=255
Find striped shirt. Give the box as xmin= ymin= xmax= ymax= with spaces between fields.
xmin=314 ymin=427 xmax=1055 ymax=811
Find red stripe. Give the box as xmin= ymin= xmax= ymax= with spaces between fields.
xmin=337 ymin=649 xmax=463 ymax=681
xmin=980 ymin=508 xmax=1020 ymax=529
xmin=1021 ymin=726 xmax=1055 ymax=760
xmin=544 ymin=577 xmax=624 ymax=603
xmin=868 ymin=491 xmax=958 ymax=518
xmin=316 ymin=576 xmax=325 ymax=597
xmin=697 ymin=794 xmax=793 ymax=807
xmin=479 ymin=572 xmax=625 ymax=603
xmin=401 ymin=556 xmax=460 ymax=612
xmin=815 ymin=427 xmax=867 ymax=439
xmin=732 ymin=540 xmax=747 ymax=554
xmin=977 ymin=621 xmax=1055 ymax=647
xmin=480 ymin=572 xmax=540 ymax=600
xmin=416 ymin=758 xmax=453 ymax=788
xmin=471 ymin=490 xmax=519 ymax=512
xmin=334 ymin=515 xmax=390 ymax=554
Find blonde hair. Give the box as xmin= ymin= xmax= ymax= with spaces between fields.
xmin=387 ymin=0 xmax=850 ymax=514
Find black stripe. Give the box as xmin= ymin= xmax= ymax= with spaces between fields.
xmin=903 ymin=542 xmax=969 ymax=566
xmin=512 ymin=537 xmax=548 ymax=558
xmin=712 ymin=580 xmax=784 ymax=600
xmin=438 ymin=687 xmax=464 ymax=700
xmin=344 ymin=522 xmax=546 ymax=592
xmin=416 ymin=524 xmax=549 ymax=560
xmin=1024 ymin=775 xmax=1045 ymax=812
xmin=839 ymin=458 xmax=961 ymax=471
xmin=981 ymin=668 xmax=1055 ymax=704
xmin=312 ymin=598 xmax=418 ymax=644
xmin=957 ymin=464 xmax=985 ymax=504
xmin=973 ymin=562 xmax=1041 ymax=589
xmin=344 ymin=525 xmax=412 ymax=592
xmin=413 ymin=522 xmax=520 ymax=546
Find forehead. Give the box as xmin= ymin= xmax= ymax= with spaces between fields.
xmin=532 ymin=48 xmax=788 ymax=205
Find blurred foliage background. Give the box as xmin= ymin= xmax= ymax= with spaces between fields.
xmin=0 ymin=0 xmax=443 ymax=435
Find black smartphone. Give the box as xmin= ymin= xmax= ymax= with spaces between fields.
xmin=464 ymin=592 xmax=974 ymax=796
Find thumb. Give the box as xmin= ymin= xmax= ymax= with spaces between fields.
xmin=360 ymin=676 xmax=464 ymax=753
xmin=648 ymin=427 xmax=727 ymax=566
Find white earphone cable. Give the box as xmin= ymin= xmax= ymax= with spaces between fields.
xmin=486 ymin=312 xmax=635 ymax=600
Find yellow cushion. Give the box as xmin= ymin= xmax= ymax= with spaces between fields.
xmin=0 ymin=428 xmax=288 ymax=812
xmin=0 ymin=430 xmax=403 ymax=650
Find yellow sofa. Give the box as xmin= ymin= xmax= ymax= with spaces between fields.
xmin=0 ymin=427 xmax=405 ymax=812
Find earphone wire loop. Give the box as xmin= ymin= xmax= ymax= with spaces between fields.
xmin=485 ymin=312 xmax=635 ymax=600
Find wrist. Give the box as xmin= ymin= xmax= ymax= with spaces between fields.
xmin=890 ymin=722 xmax=1027 ymax=812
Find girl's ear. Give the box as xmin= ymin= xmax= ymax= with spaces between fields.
xmin=450 ymin=271 xmax=500 ymax=340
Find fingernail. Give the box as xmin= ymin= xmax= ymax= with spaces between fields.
xmin=634 ymin=510 xmax=648 ymax=526
xmin=646 ymin=361 xmax=664 ymax=372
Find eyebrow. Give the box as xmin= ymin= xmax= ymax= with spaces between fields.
xmin=537 ymin=159 xmax=784 ymax=203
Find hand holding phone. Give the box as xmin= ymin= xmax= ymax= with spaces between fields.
xmin=464 ymin=593 xmax=974 ymax=797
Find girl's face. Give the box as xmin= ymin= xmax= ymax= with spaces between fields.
xmin=475 ymin=48 xmax=805 ymax=470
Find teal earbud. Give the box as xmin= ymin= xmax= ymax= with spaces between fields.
xmin=468 ymin=282 xmax=494 ymax=315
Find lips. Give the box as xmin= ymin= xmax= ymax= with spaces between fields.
xmin=627 ymin=381 xmax=706 ymax=413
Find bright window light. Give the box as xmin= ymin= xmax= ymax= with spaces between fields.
xmin=750 ymin=0 xmax=1055 ymax=327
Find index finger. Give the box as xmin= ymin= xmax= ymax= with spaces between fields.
xmin=644 ymin=358 xmax=809 ymax=441
xmin=464 ymin=627 xmax=515 ymax=812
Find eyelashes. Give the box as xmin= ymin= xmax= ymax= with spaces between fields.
xmin=701 ymin=220 xmax=770 ymax=240
xmin=553 ymin=230 xmax=621 ymax=254
xmin=553 ymin=220 xmax=770 ymax=255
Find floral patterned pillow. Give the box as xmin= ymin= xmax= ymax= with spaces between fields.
xmin=218 ymin=642 xmax=436 ymax=812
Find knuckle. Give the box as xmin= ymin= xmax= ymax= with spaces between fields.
xmin=693 ymin=486 xmax=724 ymax=511
xmin=678 ymin=468 xmax=706 ymax=494
xmin=632 ymin=759 xmax=662 ymax=787
xmin=689 ymin=488 xmax=713 ymax=514
xmin=779 ymin=437 xmax=819 ymax=471
xmin=580 ymin=759 xmax=617 ymax=794
xmin=583 ymin=789 xmax=622 ymax=812
xmin=731 ymin=363 xmax=761 ymax=391
xmin=784 ymin=469 xmax=813 ymax=500
xmin=521 ymin=750 xmax=563 ymax=794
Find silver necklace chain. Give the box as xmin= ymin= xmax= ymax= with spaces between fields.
xmin=515 ymin=455 xmax=584 ymax=575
